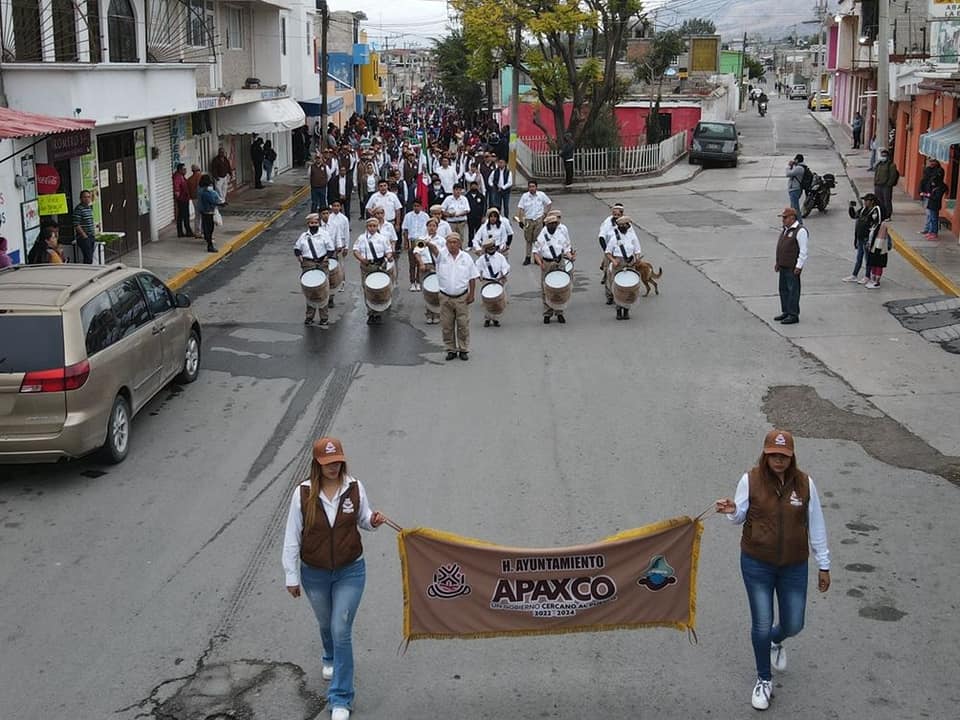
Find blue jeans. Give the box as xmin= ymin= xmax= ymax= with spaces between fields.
xmin=778 ymin=268 xmax=801 ymax=318
xmin=301 ymin=558 xmax=366 ymax=710
xmin=788 ymin=189 xmax=802 ymax=217
xmin=852 ymin=238 xmax=866 ymax=276
xmin=498 ymin=189 xmax=511 ymax=216
xmin=264 ymin=159 xmax=274 ymax=182
xmin=924 ymin=208 xmax=939 ymax=235
xmin=740 ymin=553 xmax=808 ymax=681
xmin=487 ymin=189 xmax=500 ymax=211
xmin=311 ymin=186 xmax=327 ymax=213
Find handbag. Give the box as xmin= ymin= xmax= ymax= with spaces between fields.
xmin=213 ymin=208 xmax=223 ymax=226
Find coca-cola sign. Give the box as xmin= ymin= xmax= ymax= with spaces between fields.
xmin=35 ymin=164 xmax=61 ymax=194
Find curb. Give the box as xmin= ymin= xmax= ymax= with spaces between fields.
xmin=888 ymin=227 xmax=960 ymax=297
xmin=539 ymin=166 xmax=702 ymax=194
xmin=166 ymin=185 xmax=310 ymax=291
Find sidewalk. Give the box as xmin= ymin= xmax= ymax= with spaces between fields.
xmin=138 ymin=168 xmax=310 ymax=291
xmin=533 ymin=160 xmax=701 ymax=195
xmin=811 ymin=111 xmax=960 ymax=297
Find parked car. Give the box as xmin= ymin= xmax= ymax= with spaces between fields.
xmin=808 ymin=93 xmax=832 ymax=111
xmin=789 ymin=84 xmax=809 ymax=100
xmin=0 ymin=264 xmax=201 ymax=464
xmin=689 ymin=120 xmax=740 ymax=168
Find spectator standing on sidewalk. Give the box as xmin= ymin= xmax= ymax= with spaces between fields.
xmin=844 ymin=193 xmax=881 ymax=284
xmin=873 ymin=149 xmax=900 ymax=220
xmin=922 ymin=175 xmax=946 ymax=241
xmin=173 ymin=163 xmax=193 ymax=238
xmin=851 ymin=112 xmax=863 ymax=149
xmin=919 ymin=158 xmax=945 ymax=204
xmin=263 ymin=140 xmax=278 ymax=184
xmin=251 ymin=137 xmax=265 ymax=189
xmin=785 ymin=155 xmax=806 ymax=218
xmin=773 ymin=207 xmax=807 ymax=325
xmin=186 ymin=164 xmax=203 ymax=238
xmin=196 ymin=174 xmax=222 ymax=253
xmin=560 ymin=132 xmax=575 ymax=187
xmin=71 ymin=189 xmax=96 ymax=264
xmin=210 ymin=148 xmax=233 ymax=205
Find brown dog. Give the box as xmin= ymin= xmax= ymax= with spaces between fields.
xmin=636 ymin=259 xmax=662 ymax=296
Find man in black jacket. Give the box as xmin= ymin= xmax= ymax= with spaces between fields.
xmin=560 ymin=133 xmax=575 ymax=186
xmin=250 ymin=136 xmax=265 ymax=189
xmin=328 ymin=166 xmax=354 ymax=219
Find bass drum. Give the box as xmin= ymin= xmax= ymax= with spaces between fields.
xmin=480 ymin=281 xmax=506 ymax=316
xmin=363 ymin=271 xmax=393 ymax=312
xmin=543 ymin=270 xmax=571 ymax=311
xmin=327 ymin=258 xmax=344 ymax=290
xmin=421 ymin=272 xmax=441 ymax=312
xmin=612 ymin=268 xmax=641 ymax=307
xmin=300 ymin=269 xmax=329 ymax=307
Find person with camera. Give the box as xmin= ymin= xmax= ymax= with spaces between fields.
xmin=843 ymin=193 xmax=882 ymax=285
xmin=785 ymin=155 xmax=808 ymax=218
xmin=402 ymin=199 xmax=429 ymax=291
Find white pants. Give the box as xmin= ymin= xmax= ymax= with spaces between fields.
xmin=214 ymin=176 xmax=229 ymax=203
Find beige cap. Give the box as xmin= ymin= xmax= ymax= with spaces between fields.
xmin=306 ymin=213 xmax=320 ymax=223
xmin=429 ymin=204 xmax=443 ymax=213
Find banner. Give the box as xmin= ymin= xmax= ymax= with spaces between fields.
xmin=399 ymin=516 xmax=702 ymax=641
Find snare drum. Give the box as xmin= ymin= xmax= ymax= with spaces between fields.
xmin=543 ymin=270 xmax=571 ymax=311
xmin=612 ymin=268 xmax=641 ymax=307
xmin=363 ymin=271 xmax=393 ymax=312
xmin=327 ymin=258 xmax=344 ymax=290
xmin=480 ymin=281 xmax=506 ymax=316
xmin=300 ymin=269 xmax=329 ymax=307
xmin=421 ymin=272 xmax=441 ymax=312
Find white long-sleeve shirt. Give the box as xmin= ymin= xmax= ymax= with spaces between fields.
xmin=475 ymin=251 xmax=510 ymax=280
xmin=786 ymin=222 xmax=809 ymax=269
xmin=281 ymin=476 xmax=377 ymax=586
xmin=473 ymin=220 xmax=513 ymax=252
xmin=605 ymin=226 xmax=642 ymax=260
xmin=727 ymin=472 xmax=831 ymax=570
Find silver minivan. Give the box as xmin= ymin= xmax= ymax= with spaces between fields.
xmin=0 ymin=264 xmax=201 ymax=463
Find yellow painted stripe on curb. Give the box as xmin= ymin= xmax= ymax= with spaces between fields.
xmin=166 ymin=185 xmax=309 ymax=291
xmin=888 ymin=227 xmax=960 ymax=297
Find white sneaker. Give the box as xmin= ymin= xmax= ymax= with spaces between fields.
xmin=771 ymin=642 xmax=787 ymax=671
xmin=865 ymin=280 xmax=879 ymax=289
xmin=415 ymin=283 xmax=422 ymax=291
xmin=338 ymin=284 xmax=345 ymax=293
xmin=751 ymin=678 xmax=774 ymax=710
xmin=322 ymin=663 xmax=334 ymax=681
xmin=841 ymin=275 xmax=858 ymax=282
xmin=409 ymin=283 xmax=417 ymax=291
xmin=331 ymin=708 xmax=350 ymax=720
xmin=857 ymin=277 xmax=869 ymax=285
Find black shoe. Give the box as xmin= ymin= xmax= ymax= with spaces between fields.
xmin=523 ymin=258 xmax=531 ymax=266
xmin=616 ymin=307 xmax=623 ymax=320
xmin=606 ymin=297 xmax=614 ymax=305
xmin=375 ymin=314 xmax=383 ymax=324
xmin=328 ymin=298 xmax=335 ymax=308
xmin=543 ymin=316 xmax=550 ymax=324
xmin=492 ymin=319 xmax=500 ymax=327
xmin=446 ymin=351 xmax=458 ymax=361
xmin=557 ymin=314 xmax=565 ymax=324
xmin=623 ymin=308 xmax=630 ymax=320
xmin=304 ymin=318 xmax=313 ymax=325
xmin=774 ymin=313 xmax=788 ymax=321
xmin=459 ymin=351 xmax=469 ymax=361
xmin=484 ymin=319 xmax=491 ymax=327
xmin=207 ymin=245 xmax=218 ymax=253
xmin=780 ymin=315 xmax=799 ymax=325
xmin=318 ymin=318 xmax=328 ymax=326
xmin=367 ymin=315 xmax=375 ymax=325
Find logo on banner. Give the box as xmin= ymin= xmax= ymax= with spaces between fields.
xmin=427 ymin=563 xmax=472 ymax=599
xmin=636 ymin=555 xmax=678 ymax=591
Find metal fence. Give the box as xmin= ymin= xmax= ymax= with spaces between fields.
xmin=517 ymin=130 xmax=688 ymax=179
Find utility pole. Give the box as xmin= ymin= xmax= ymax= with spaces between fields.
xmin=738 ymin=32 xmax=747 ymax=110
xmin=318 ymin=0 xmax=329 ymax=147
xmin=508 ymin=20 xmax=521 ymax=173
xmin=877 ymin=0 xmax=890 ymax=150
xmin=814 ymin=0 xmax=826 ymax=99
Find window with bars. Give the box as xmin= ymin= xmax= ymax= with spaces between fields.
xmin=107 ymin=0 xmax=137 ymax=62
xmin=186 ymin=0 xmax=213 ymax=48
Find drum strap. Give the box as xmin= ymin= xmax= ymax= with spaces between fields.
xmin=306 ymin=235 xmax=320 ymax=261
xmin=548 ymin=242 xmax=560 ymax=261
xmin=484 ymin=255 xmax=498 ymax=278
xmin=367 ymin=238 xmax=381 ymax=263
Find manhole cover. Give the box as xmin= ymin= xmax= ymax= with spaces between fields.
xmin=658 ymin=209 xmax=750 ymax=227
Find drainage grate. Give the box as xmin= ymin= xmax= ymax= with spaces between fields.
xmin=220 ymin=208 xmax=278 ymax=220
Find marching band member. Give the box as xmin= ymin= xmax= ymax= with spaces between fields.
xmin=441 ymin=183 xmax=470 ymax=241
xmin=417 ymin=218 xmax=441 ymax=324
xmin=475 ymin=237 xmax=510 ymax=327
xmin=294 ymin=213 xmax=336 ymax=326
xmin=428 ymin=204 xmax=452 ymax=239
xmin=533 ymin=213 xmax=575 ymax=324
xmin=472 ymin=208 xmax=513 ymax=255
xmin=353 ymin=217 xmax=395 ymax=325
xmin=371 ymin=206 xmax=400 ymax=280
xmin=428 ymin=232 xmax=479 ymax=361
xmin=604 ymin=215 xmax=643 ymax=320
xmin=401 ymin=198 xmax=429 ymax=291
xmin=598 ymin=202 xmax=624 ymax=283
xmin=516 ymin=179 xmax=552 ymax=265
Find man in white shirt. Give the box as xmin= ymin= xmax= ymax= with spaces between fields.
xmin=353 ymin=217 xmax=395 ymax=324
xmin=533 ymin=213 xmax=575 ymax=324
xmin=441 ymin=184 xmax=470 ymax=242
xmin=604 ymin=215 xmax=643 ymax=320
xmin=598 ymin=202 xmax=625 ymax=283
xmin=517 ymin=180 xmax=552 ymax=265
xmin=429 ymin=232 xmax=479 ymax=361
xmin=492 ymin=158 xmax=513 ymax=216
xmin=294 ymin=213 xmax=336 ymax=326
xmin=475 ymin=237 xmax=510 ymax=327
xmin=365 ymin=179 xmax=403 ymax=229
xmin=436 ymin=156 xmax=459 ymax=194
xmin=774 ymin=207 xmax=808 ymax=325
xmin=402 ymin=199 xmax=430 ymax=291
xmin=429 ymin=204 xmax=452 ymax=239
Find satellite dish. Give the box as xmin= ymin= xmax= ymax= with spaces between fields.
xmin=665 ymin=68 xmax=678 ymax=76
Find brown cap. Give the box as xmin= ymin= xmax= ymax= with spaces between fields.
xmin=447 ymin=232 xmax=462 ymax=241
xmin=762 ymin=430 xmax=794 ymax=457
xmin=780 ymin=207 xmax=797 ymax=218
xmin=481 ymin=236 xmax=496 ymax=247
xmin=429 ymin=204 xmax=443 ymax=213
xmin=616 ymin=216 xmax=632 ymax=225
xmin=313 ymin=437 xmax=346 ymax=465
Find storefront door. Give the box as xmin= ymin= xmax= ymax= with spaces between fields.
xmin=97 ymin=130 xmax=143 ymax=258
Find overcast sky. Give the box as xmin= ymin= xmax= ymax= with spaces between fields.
xmin=329 ymin=0 xmax=453 ymax=48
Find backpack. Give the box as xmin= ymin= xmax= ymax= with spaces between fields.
xmin=799 ymin=164 xmax=814 ymax=191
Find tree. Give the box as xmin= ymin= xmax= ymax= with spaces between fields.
xmin=678 ymin=17 xmax=716 ymax=36
xmin=744 ymin=55 xmax=765 ymax=80
xmin=633 ymin=29 xmax=686 ymax=144
xmin=432 ymin=31 xmax=485 ymax=117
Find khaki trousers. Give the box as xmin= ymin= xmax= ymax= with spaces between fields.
xmin=301 ymin=259 xmax=329 ymax=321
xmin=605 ymin=258 xmax=637 ymax=305
xmin=440 ymin=292 xmax=470 ymax=351
xmin=540 ymin=259 xmax=562 ymax=316
xmin=524 ymin=218 xmax=543 ymax=258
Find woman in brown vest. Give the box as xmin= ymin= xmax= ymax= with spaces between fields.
xmin=715 ymin=430 xmax=831 ymax=712
xmin=283 ymin=437 xmax=385 ymax=720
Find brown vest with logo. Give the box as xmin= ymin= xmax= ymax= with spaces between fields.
xmin=776 ymin=225 xmax=800 ymax=269
xmin=299 ymin=482 xmax=363 ymax=570
xmin=740 ymin=467 xmax=811 ymax=567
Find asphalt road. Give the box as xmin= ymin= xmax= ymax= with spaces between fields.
xmin=1 ymin=95 xmax=958 ymax=720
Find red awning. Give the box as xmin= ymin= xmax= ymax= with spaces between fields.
xmin=0 ymin=107 xmax=96 ymax=140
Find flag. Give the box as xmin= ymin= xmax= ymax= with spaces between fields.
xmin=398 ymin=516 xmax=702 ymax=641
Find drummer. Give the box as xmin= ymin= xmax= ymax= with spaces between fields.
xmin=604 ymin=215 xmax=643 ymax=320
xmin=533 ymin=213 xmax=576 ymax=324
xmin=417 ymin=218 xmax=441 ymax=325
xmin=473 ymin=208 xmax=513 ymax=256
xmin=294 ymin=212 xmax=336 ymax=326
xmin=429 ymin=204 xmax=452 ymax=239
xmin=353 ymin=217 xmax=395 ymax=324
xmin=598 ymin=203 xmax=625 ymax=284
xmin=475 ymin=237 xmax=510 ymax=328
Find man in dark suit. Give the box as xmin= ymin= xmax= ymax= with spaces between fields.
xmin=328 ymin=166 xmax=354 ymax=219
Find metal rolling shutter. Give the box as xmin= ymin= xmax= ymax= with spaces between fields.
xmin=153 ymin=118 xmax=175 ymax=230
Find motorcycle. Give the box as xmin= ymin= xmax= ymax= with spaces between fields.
xmin=758 ymin=101 xmax=768 ymax=117
xmin=801 ymin=172 xmax=836 ymax=217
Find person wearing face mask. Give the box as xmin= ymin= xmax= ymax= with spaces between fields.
xmin=427 ymin=173 xmax=448 ymax=209
xmin=604 ymin=215 xmax=643 ymax=320
xmin=533 ymin=213 xmax=575 ymax=324
xmin=872 ymin=149 xmax=900 ymax=220
xmin=598 ymin=203 xmax=625 ymax=283
xmin=475 ymin=237 xmax=510 ymax=327
xmin=294 ymin=213 xmax=337 ymax=326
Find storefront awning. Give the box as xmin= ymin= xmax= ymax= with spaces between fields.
xmin=919 ymin=119 xmax=960 ymax=162
xmin=216 ymin=98 xmax=306 ymax=135
xmin=0 ymin=107 xmax=95 ymax=140
xmin=298 ymin=95 xmax=345 ymax=117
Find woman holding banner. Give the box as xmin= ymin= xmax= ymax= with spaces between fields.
xmin=283 ymin=437 xmax=385 ymax=720
xmin=715 ymin=430 xmax=831 ymax=712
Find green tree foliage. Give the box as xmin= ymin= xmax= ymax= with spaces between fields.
xmin=432 ymin=31 xmax=485 ymax=117
xmin=678 ymin=17 xmax=716 ymax=36
xmin=744 ymin=55 xmax=765 ymax=80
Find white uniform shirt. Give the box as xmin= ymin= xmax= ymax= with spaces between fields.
xmin=518 ymin=190 xmax=552 ymax=221
xmin=606 ymin=226 xmax=642 ymax=260
xmin=473 ymin=220 xmax=512 ymax=252
xmin=533 ymin=226 xmax=572 ymax=261
xmin=435 ymin=247 xmax=480 ymax=295
xmin=330 ymin=211 xmax=351 ymax=250
xmin=430 ymin=218 xmax=452 ymax=239
xmin=441 ymin=194 xmax=470 ymax=223
xmin=281 ymin=476 xmax=376 ymax=586
xmin=726 ymin=472 xmax=831 ymax=570
xmin=437 ymin=165 xmax=459 ymax=194
xmin=598 ymin=215 xmax=620 ymax=248
xmin=365 ymin=191 xmax=403 ymax=222
xmin=475 ymin=251 xmax=510 ymax=280
xmin=294 ymin=228 xmax=335 ymax=260
xmin=353 ymin=230 xmax=393 ymax=262
xmin=402 ymin=210 xmax=429 ymax=241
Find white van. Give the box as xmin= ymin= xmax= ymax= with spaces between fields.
xmin=789 ymin=84 xmax=808 ymax=100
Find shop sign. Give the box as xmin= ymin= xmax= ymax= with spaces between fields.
xmin=35 ymin=164 xmax=61 ymax=194
xmin=47 ymin=130 xmax=92 ymax=162
xmin=37 ymin=193 xmax=68 ymax=216
xmin=931 ymin=1 xmax=960 ymax=19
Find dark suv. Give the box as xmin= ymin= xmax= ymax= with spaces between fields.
xmin=689 ymin=120 xmax=740 ymax=168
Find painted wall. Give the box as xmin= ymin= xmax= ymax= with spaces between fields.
xmin=0 ymin=140 xmax=25 ymax=264
xmin=219 ymin=6 xmax=254 ymax=91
